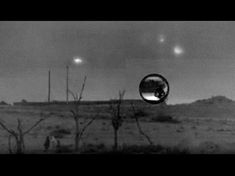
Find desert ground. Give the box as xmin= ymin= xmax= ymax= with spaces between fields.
xmin=1 ymin=100 xmax=235 ymax=154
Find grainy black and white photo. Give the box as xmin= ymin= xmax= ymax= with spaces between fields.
xmin=0 ymin=21 xmax=235 ymax=154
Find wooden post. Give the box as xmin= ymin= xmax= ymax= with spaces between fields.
xmin=48 ymin=70 xmax=51 ymax=103
xmin=66 ymin=65 xmax=69 ymax=104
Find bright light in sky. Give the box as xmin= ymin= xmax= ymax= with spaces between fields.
xmin=73 ymin=56 xmax=83 ymax=65
xmin=158 ymin=34 xmax=165 ymax=43
xmin=173 ymin=45 xmax=184 ymax=56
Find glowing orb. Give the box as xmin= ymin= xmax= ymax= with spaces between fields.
xmin=173 ymin=45 xmax=184 ymax=56
xmin=159 ymin=35 xmax=165 ymax=43
xmin=73 ymin=57 xmax=83 ymax=64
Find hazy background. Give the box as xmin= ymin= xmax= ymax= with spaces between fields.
xmin=0 ymin=21 xmax=234 ymax=104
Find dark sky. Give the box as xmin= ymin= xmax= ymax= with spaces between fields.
xmin=1 ymin=21 xmax=235 ymax=104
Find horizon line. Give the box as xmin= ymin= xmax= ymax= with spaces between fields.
xmin=1 ymin=95 xmax=231 ymax=106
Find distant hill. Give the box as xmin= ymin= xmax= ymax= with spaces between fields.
xmin=165 ymin=96 xmax=235 ymax=118
xmin=191 ymin=96 xmax=235 ymax=106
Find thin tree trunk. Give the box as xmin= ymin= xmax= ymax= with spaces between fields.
xmin=113 ymin=129 xmax=118 ymax=151
xmin=17 ymin=119 xmax=25 ymax=154
xmin=75 ymin=118 xmax=79 ymax=152
xmin=16 ymin=139 xmax=23 ymax=154
xmin=8 ymin=135 xmax=12 ymax=154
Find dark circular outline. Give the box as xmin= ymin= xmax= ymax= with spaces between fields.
xmin=139 ymin=73 xmax=170 ymax=104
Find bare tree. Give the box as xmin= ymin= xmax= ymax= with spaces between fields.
xmin=130 ymin=103 xmax=154 ymax=145
xmin=0 ymin=113 xmax=48 ymax=154
xmin=109 ymin=90 xmax=125 ymax=151
xmin=68 ymin=76 xmax=96 ymax=152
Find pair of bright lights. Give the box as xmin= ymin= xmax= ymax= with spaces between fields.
xmin=158 ymin=35 xmax=184 ymax=56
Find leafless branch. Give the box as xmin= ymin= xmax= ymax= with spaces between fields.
xmin=78 ymin=76 xmax=87 ymax=102
xmin=23 ymin=118 xmax=46 ymax=135
xmin=0 ymin=120 xmax=15 ymax=135
xmin=130 ymin=103 xmax=154 ymax=145
xmin=0 ymin=115 xmax=48 ymax=154
xmin=70 ymin=110 xmax=76 ymax=117
xmin=119 ymin=90 xmax=125 ymax=100
xmin=79 ymin=116 xmax=96 ymax=138
xmin=68 ymin=89 xmax=77 ymax=100
xmin=109 ymin=100 xmax=116 ymax=117
xmin=117 ymin=90 xmax=125 ymax=118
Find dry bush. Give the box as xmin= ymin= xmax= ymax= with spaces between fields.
xmin=151 ymin=113 xmax=180 ymax=123
xmin=109 ymin=90 xmax=125 ymax=151
xmin=0 ymin=113 xmax=49 ymax=154
xmin=133 ymin=109 xmax=149 ymax=118
xmin=68 ymin=76 xmax=96 ymax=152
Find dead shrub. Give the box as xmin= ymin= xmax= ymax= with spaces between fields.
xmin=151 ymin=114 xmax=180 ymax=124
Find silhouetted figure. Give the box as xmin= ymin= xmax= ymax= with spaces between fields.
xmin=50 ymin=136 xmax=59 ymax=149
xmin=44 ymin=136 xmax=50 ymax=152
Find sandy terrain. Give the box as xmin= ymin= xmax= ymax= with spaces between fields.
xmin=1 ymin=103 xmax=235 ymax=154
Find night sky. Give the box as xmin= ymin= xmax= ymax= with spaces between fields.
xmin=0 ymin=21 xmax=235 ymax=104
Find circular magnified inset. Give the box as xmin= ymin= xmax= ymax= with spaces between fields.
xmin=139 ymin=74 xmax=170 ymax=104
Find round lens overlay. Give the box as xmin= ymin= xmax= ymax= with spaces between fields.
xmin=139 ymin=74 xmax=170 ymax=104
